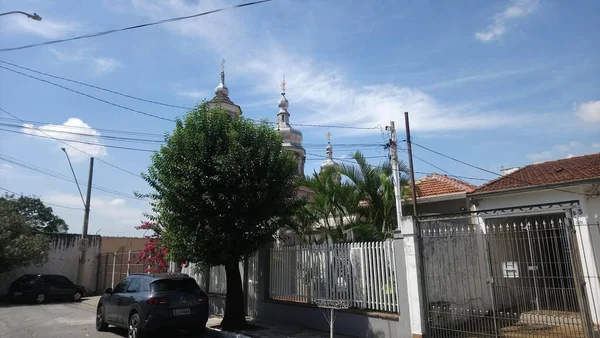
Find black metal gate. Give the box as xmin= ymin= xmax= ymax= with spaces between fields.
xmin=418 ymin=203 xmax=597 ymax=337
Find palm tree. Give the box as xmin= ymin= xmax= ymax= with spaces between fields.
xmin=292 ymin=151 xmax=409 ymax=243
xmin=338 ymin=151 xmax=410 ymax=238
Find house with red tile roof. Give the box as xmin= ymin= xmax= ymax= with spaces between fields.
xmin=402 ymin=173 xmax=477 ymax=216
xmin=467 ymin=152 xmax=600 ymax=322
xmin=468 ymin=152 xmax=600 ymax=215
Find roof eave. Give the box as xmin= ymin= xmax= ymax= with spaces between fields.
xmin=468 ymin=177 xmax=600 ymax=198
xmin=403 ymin=191 xmax=467 ymax=204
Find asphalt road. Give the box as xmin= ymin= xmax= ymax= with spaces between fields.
xmin=0 ymin=299 xmax=207 ymax=338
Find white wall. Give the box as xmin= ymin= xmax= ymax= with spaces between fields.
xmin=0 ymin=234 xmax=101 ymax=295
xmin=471 ymin=184 xmax=600 ymax=325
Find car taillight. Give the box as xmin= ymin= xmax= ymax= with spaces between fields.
xmin=197 ymin=295 xmax=208 ymax=303
xmin=147 ymin=297 xmax=169 ymax=305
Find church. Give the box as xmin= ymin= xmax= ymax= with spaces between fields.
xmin=205 ymin=61 xmax=336 ymax=200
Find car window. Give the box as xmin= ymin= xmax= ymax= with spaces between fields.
xmin=46 ymin=276 xmax=71 ymax=285
xmin=150 ymin=278 xmax=200 ymax=293
xmin=113 ymin=279 xmax=131 ymax=293
xmin=126 ymin=279 xmax=142 ymax=293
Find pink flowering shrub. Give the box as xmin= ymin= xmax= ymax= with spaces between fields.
xmin=132 ymin=221 xmax=188 ymax=273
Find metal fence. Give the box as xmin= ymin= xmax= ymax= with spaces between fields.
xmin=419 ymin=210 xmax=600 ymax=338
xmin=269 ymin=241 xmax=399 ymax=312
xmin=96 ymin=250 xmax=146 ymax=293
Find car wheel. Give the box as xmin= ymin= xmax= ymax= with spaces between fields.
xmin=72 ymin=291 xmax=82 ymax=302
xmin=34 ymin=293 xmax=45 ymax=304
xmin=128 ymin=313 xmax=145 ymax=338
xmin=96 ymin=305 xmax=109 ymax=331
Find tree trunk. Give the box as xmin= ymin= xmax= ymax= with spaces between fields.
xmin=220 ymin=260 xmax=247 ymax=330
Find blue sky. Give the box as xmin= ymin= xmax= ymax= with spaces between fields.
xmin=0 ymin=0 xmax=598 ymax=237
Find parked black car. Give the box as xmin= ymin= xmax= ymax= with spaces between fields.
xmin=96 ymin=273 xmax=209 ymax=337
xmin=8 ymin=274 xmax=86 ymax=304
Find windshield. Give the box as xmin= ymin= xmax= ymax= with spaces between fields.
xmin=150 ymin=278 xmax=201 ymax=293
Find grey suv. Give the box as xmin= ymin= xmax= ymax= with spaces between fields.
xmin=95 ymin=273 xmax=209 ymax=337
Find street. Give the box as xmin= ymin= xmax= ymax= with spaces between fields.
xmin=0 ymin=298 xmax=207 ymax=338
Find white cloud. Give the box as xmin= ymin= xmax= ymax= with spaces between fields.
xmin=109 ymin=198 xmax=126 ymax=206
xmin=574 ymin=101 xmax=600 ymax=123
xmin=92 ymin=57 xmax=123 ymax=75
xmin=528 ymin=151 xmax=551 ymax=161
xmin=129 ymin=1 xmax=530 ymax=135
xmin=50 ymin=48 xmax=122 ymax=75
xmin=1 ymin=15 xmax=79 ymax=39
xmin=177 ymin=90 xmax=207 ymax=100
xmin=0 ymin=163 xmax=13 ymax=176
xmin=528 ymin=141 xmax=585 ymax=161
xmin=44 ymin=192 xmax=148 ymax=235
xmin=593 ymin=143 xmax=600 ymax=149
xmin=475 ymin=0 xmax=538 ymax=42
xmin=22 ymin=118 xmax=108 ymax=162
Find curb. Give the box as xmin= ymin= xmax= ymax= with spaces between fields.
xmin=204 ymin=328 xmax=253 ymax=338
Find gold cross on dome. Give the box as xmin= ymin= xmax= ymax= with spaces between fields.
xmin=220 ymin=58 xmax=226 ymax=72
xmin=281 ymin=74 xmax=286 ymax=93
xmin=326 ymin=131 xmax=332 ymax=142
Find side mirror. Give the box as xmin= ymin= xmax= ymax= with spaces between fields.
xmin=104 ymin=287 xmax=113 ymax=294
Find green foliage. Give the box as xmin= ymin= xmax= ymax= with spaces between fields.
xmin=140 ymin=102 xmax=302 ymax=267
xmin=0 ymin=194 xmax=69 ymax=233
xmin=295 ymin=151 xmax=409 ymax=243
xmin=0 ymin=198 xmax=50 ymax=274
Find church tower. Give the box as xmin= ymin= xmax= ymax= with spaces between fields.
xmin=320 ymin=132 xmax=341 ymax=182
xmin=276 ymin=76 xmax=306 ymax=176
xmin=207 ymin=59 xmax=242 ymax=118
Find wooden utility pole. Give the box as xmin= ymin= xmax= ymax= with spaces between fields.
xmin=388 ymin=121 xmax=403 ymax=226
xmin=404 ymin=112 xmax=418 ymax=217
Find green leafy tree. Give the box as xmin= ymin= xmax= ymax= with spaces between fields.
xmin=0 ymin=198 xmax=50 ymax=273
xmin=0 ymin=194 xmax=69 ymax=233
xmin=140 ymin=103 xmax=302 ymax=330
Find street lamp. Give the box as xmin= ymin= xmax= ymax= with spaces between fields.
xmin=0 ymin=11 xmax=42 ymax=21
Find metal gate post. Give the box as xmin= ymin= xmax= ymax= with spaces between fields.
xmin=564 ymin=213 xmax=595 ymax=338
xmin=483 ymin=231 xmax=500 ymax=338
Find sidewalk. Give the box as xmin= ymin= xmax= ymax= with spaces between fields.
xmin=82 ymin=297 xmax=347 ymax=338
xmin=206 ymin=316 xmax=353 ymax=338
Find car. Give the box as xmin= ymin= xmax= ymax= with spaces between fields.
xmin=8 ymin=274 xmax=86 ymax=304
xmin=95 ymin=273 xmax=209 ymax=337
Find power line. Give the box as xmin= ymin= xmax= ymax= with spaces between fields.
xmin=0 ymin=186 xmax=84 ymax=210
xmin=0 ymin=64 xmax=381 ymax=130
xmin=0 ymin=128 xmax=158 ymax=153
xmin=0 ymin=154 xmax=143 ymax=200
xmin=0 ymin=107 xmax=143 ymax=178
xmin=0 ymin=0 xmax=273 ymax=52
xmin=0 ymin=60 xmax=190 ymax=110
xmin=411 ymin=141 xmax=586 ymax=196
xmin=0 ymin=65 xmax=176 ymax=122
xmin=0 ymin=117 xmax=165 ymax=137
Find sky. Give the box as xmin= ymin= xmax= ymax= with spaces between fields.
xmin=0 ymin=0 xmax=598 ymax=237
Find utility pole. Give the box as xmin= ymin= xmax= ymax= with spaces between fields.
xmin=404 ymin=112 xmax=418 ymax=217
xmin=388 ymin=121 xmax=403 ymax=228
xmin=77 ymin=157 xmax=94 ymax=286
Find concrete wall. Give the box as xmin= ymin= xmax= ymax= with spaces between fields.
xmin=99 ymin=236 xmax=147 ymax=253
xmin=0 ymin=234 xmax=101 ymax=295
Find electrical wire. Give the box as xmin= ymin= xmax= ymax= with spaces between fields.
xmin=0 ymin=0 xmax=273 ymax=52
xmin=411 ymin=141 xmax=586 ymax=196
xmin=0 ymin=107 xmax=143 ymax=178
xmin=0 ymin=60 xmax=190 ymax=110
xmin=0 ymin=64 xmax=381 ymax=130
xmin=0 ymin=65 xmax=176 ymax=122
xmin=0 ymin=117 xmax=164 ymax=137
xmin=0 ymin=186 xmax=84 ymax=210
xmin=0 ymin=154 xmax=144 ymax=200
xmin=0 ymin=128 xmax=158 ymax=153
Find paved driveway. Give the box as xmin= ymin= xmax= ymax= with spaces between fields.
xmin=0 ymin=298 xmax=205 ymax=338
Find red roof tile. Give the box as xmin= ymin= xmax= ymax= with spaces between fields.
xmin=471 ymin=153 xmax=600 ymax=195
xmin=413 ymin=173 xmax=477 ymax=198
